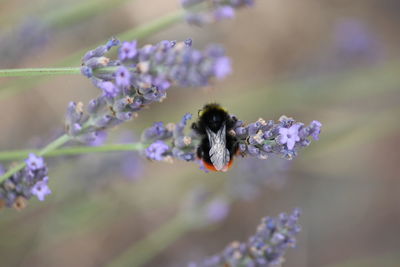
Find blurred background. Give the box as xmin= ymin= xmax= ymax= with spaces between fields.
xmin=1 ymin=0 xmax=400 ymax=266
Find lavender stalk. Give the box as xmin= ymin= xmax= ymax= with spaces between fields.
xmin=189 ymin=209 xmax=301 ymax=267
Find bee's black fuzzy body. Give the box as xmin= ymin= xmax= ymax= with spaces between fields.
xmin=192 ymin=103 xmax=239 ymax=171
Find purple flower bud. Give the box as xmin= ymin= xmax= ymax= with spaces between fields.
xmin=82 ymin=46 xmax=108 ymax=62
xmin=88 ymin=131 xmax=108 ymax=146
xmin=247 ymin=145 xmax=260 ymax=156
xmin=119 ymin=41 xmax=138 ymax=61
xmin=87 ymin=96 xmax=106 ymax=115
xmin=146 ymin=140 xmax=170 ymax=161
xmin=99 ymin=81 xmax=119 ymax=99
xmin=248 ymin=122 xmax=261 ymax=135
xmin=142 ymin=122 xmax=172 ymax=142
xmin=234 ymin=119 xmax=244 ymax=127
xmin=184 ymin=38 xmax=193 ymax=47
xmin=94 ymin=114 xmax=113 ymax=128
xmin=106 ymin=37 xmax=120 ymax=50
xmin=81 ymin=66 xmax=93 ymax=78
xmin=69 ymin=123 xmax=83 ymax=136
xmin=116 ymin=111 xmax=132 ymax=121
xmin=309 ymin=120 xmax=322 ymax=140
xmin=181 ymin=113 xmax=192 ymax=126
xmin=115 ymin=66 xmax=131 ymax=88
xmin=65 ymin=102 xmax=82 ymax=124
xmin=262 ymin=144 xmax=273 ymax=153
xmin=153 ymin=77 xmax=171 ymax=91
xmin=172 ymin=147 xmax=195 ymax=161
xmin=31 ymin=177 xmax=51 ymax=201
xmin=239 ymin=143 xmax=247 ymax=153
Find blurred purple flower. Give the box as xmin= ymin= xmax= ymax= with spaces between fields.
xmin=189 ymin=209 xmax=301 ymax=267
xmin=335 ymin=19 xmax=376 ymax=55
xmin=214 ymin=6 xmax=236 ymax=21
xmin=182 ymin=0 xmax=254 ymax=26
xmin=205 ymin=198 xmax=230 ymax=223
xmin=0 ymin=18 xmax=50 ymax=68
xmin=331 ymin=18 xmax=384 ymax=66
xmin=214 ymin=57 xmax=232 ymax=79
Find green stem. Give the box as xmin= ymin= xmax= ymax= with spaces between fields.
xmin=0 ymin=68 xmax=81 ymax=77
xmin=0 ymin=66 xmax=136 ymax=78
xmin=0 ymin=143 xmax=146 ymax=161
xmin=107 ymin=214 xmax=190 ymax=267
xmin=0 ymin=134 xmax=71 ymax=183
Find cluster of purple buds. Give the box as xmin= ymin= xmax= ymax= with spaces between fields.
xmin=140 ymin=112 xmax=321 ymax=167
xmin=141 ymin=113 xmax=198 ymax=162
xmin=66 ymin=38 xmax=231 ymax=143
xmin=189 ymin=208 xmax=301 ymax=267
xmin=182 ymin=0 xmax=254 ymax=26
xmin=234 ymin=115 xmax=322 ymax=160
xmin=0 ymin=154 xmax=51 ymax=210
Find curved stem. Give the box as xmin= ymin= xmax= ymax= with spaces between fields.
xmin=0 ymin=67 xmax=81 ymax=77
xmin=0 ymin=134 xmax=71 ymax=183
xmin=0 ymin=143 xmax=146 ymax=161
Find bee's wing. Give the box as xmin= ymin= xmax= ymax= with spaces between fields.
xmin=206 ymin=124 xmax=230 ymax=171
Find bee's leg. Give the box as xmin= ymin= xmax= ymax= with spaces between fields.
xmin=227 ymin=115 xmax=238 ymax=130
xmin=196 ymin=145 xmax=203 ymax=159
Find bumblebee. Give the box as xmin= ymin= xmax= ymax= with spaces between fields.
xmin=192 ymin=103 xmax=239 ymax=172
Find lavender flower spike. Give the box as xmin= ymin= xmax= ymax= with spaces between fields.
xmin=182 ymin=0 xmax=255 ymax=26
xmin=66 ymin=39 xmax=231 ymax=145
xmin=0 ymin=154 xmax=50 ymax=210
xmin=139 ymin=111 xmax=321 ymax=168
xmin=189 ymin=209 xmax=301 ymax=267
